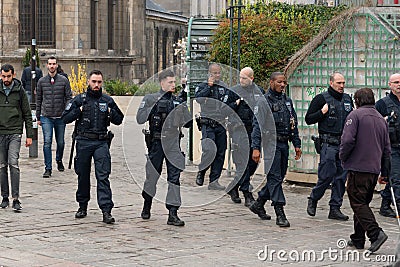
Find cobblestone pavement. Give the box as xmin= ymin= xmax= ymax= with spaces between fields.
xmin=0 ymin=97 xmax=398 ymax=267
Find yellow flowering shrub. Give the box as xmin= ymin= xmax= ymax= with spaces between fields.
xmin=69 ymin=64 xmax=87 ymax=95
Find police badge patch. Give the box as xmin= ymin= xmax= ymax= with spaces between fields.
xmin=344 ymin=103 xmax=352 ymax=112
xmin=99 ymin=102 xmax=108 ymax=112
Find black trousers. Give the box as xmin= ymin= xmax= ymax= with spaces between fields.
xmin=75 ymin=138 xmax=113 ymax=213
xmin=346 ymin=171 xmax=381 ymax=244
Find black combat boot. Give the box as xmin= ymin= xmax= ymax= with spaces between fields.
xmin=227 ymin=186 xmax=241 ymax=203
xmin=141 ymin=191 xmax=152 ymax=220
xmin=328 ymin=207 xmax=349 ymax=221
xmin=75 ymin=207 xmax=87 ymax=218
xmin=196 ymin=170 xmax=206 ymax=186
xmin=243 ymin=191 xmax=255 ymax=207
xmin=167 ymin=207 xmax=185 ymax=226
xmin=102 ymin=211 xmax=115 ymax=224
xmin=379 ymin=198 xmax=396 ymax=218
xmin=307 ymin=197 xmax=317 ymax=217
xmin=249 ymin=198 xmax=271 ymax=220
xmin=274 ymin=205 xmax=290 ymax=227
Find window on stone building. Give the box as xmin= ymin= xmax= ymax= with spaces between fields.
xmin=173 ymin=30 xmax=180 ymax=65
xmin=19 ymin=0 xmax=55 ymax=47
xmin=108 ymin=0 xmax=115 ymax=50
xmin=162 ymin=29 xmax=168 ymax=69
xmin=91 ymin=0 xmax=98 ymax=49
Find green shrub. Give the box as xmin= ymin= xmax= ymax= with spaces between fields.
xmin=128 ymin=84 xmax=139 ymax=95
xmin=209 ymin=2 xmax=347 ymax=88
xmin=104 ymin=79 xmax=139 ymax=95
xmin=22 ymin=48 xmax=40 ymax=68
xmin=135 ymin=81 xmax=160 ymax=96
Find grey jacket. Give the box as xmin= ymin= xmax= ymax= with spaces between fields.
xmin=36 ymin=74 xmax=72 ymax=119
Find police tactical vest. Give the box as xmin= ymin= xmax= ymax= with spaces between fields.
xmin=383 ymin=96 xmax=400 ymax=146
xmin=238 ymin=86 xmax=262 ymax=126
xmin=266 ymin=91 xmax=292 ymax=136
xmin=318 ymin=91 xmax=352 ymax=135
xmin=77 ymin=93 xmax=110 ymax=135
xmin=201 ymin=83 xmax=228 ymax=121
xmin=236 ymin=101 xmax=252 ymax=126
xmin=150 ymin=94 xmax=181 ymax=134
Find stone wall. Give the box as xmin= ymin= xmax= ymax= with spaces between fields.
xmin=0 ymin=0 xmax=182 ymax=84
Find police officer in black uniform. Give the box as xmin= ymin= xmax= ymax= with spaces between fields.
xmin=249 ymin=72 xmax=301 ymax=227
xmin=137 ymin=69 xmax=191 ymax=226
xmin=375 ymin=73 xmax=400 ymax=218
xmin=305 ymin=72 xmax=353 ymax=221
xmin=61 ymin=70 xmax=124 ymax=224
xmin=225 ymin=67 xmax=263 ymax=207
xmin=194 ymin=63 xmax=230 ymax=190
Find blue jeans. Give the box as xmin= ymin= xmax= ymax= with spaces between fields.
xmin=25 ymin=91 xmax=32 ymax=103
xmin=0 ymin=134 xmax=22 ymax=198
xmin=40 ymin=116 xmax=66 ymax=170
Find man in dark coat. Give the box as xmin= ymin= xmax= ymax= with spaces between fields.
xmin=340 ymin=88 xmax=390 ymax=253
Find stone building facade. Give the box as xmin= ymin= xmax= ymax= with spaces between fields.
xmin=0 ymin=0 xmax=187 ymax=83
xmin=156 ymin=0 xmax=228 ymax=18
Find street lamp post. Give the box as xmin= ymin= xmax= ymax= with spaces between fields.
xmin=29 ymin=0 xmax=38 ymax=158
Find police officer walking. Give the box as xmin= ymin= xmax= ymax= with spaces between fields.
xmin=137 ymin=69 xmax=191 ymax=226
xmin=225 ymin=67 xmax=263 ymax=207
xmin=375 ymin=73 xmax=400 ymax=218
xmin=61 ymin=70 xmax=124 ymax=224
xmin=249 ymin=72 xmax=302 ymax=227
xmin=305 ymin=72 xmax=353 ymax=221
xmin=195 ymin=63 xmax=230 ymax=190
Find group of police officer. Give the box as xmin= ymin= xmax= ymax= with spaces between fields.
xmin=136 ymin=65 xmax=400 ymax=232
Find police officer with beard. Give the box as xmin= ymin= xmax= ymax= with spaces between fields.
xmin=137 ymin=69 xmax=191 ymax=226
xmin=305 ymin=72 xmax=353 ymax=221
xmin=225 ymin=67 xmax=263 ymax=207
xmin=195 ymin=63 xmax=230 ymax=190
xmin=249 ymin=72 xmax=302 ymax=227
xmin=62 ymin=70 xmax=124 ymax=224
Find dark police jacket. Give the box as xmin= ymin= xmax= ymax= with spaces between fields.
xmin=226 ymin=83 xmax=264 ymax=130
xmin=251 ymin=88 xmax=301 ymax=150
xmin=136 ymin=90 xmax=191 ymax=138
xmin=195 ymin=80 xmax=230 ymax=122
xmin=61 ymin=87 xmax=124 ymax=138
xmin=376 ymin=92 xmax=400 ymax=147
xmin=305 ymin=86 xmax=353 ymax=136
